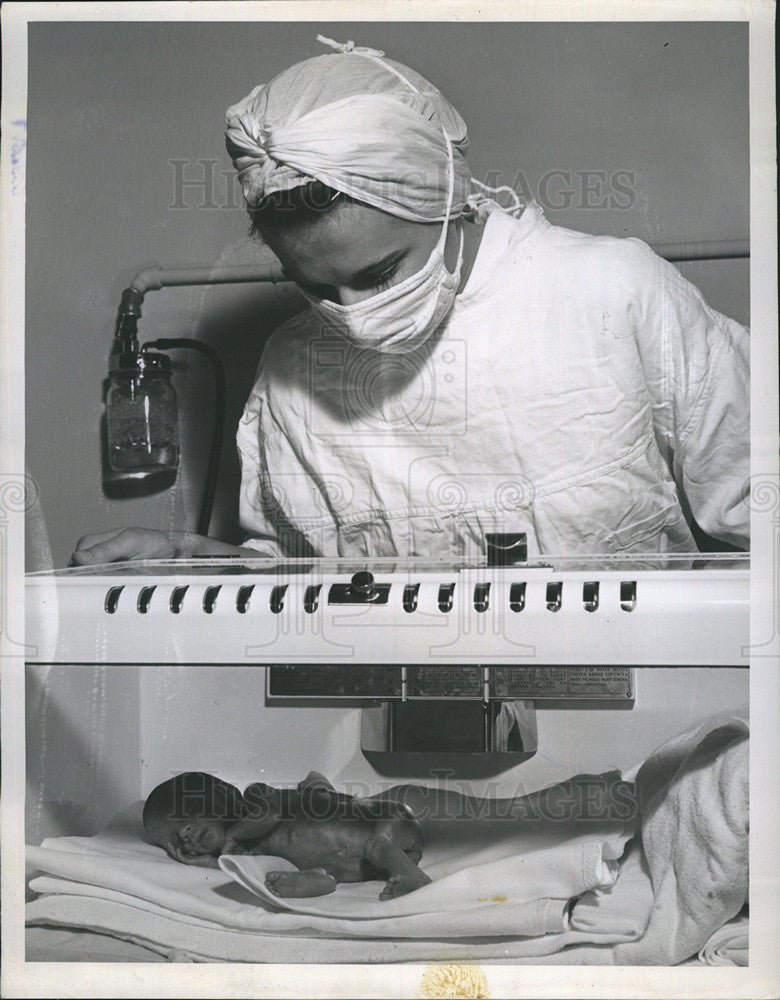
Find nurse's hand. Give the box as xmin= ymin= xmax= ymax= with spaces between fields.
xmin=69 ymin=528 xmax=189 ymax=566
xmin=70 ymin=528 xmax=262 ymax=566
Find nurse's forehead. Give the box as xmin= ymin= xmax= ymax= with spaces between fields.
xmin=267 ymin=203 xmax=436 ymax=282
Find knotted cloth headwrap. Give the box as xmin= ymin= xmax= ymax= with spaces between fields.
xmin=225 ymin=35 xmax=522 ymax=223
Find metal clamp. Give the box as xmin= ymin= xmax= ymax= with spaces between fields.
xmin=474 ymin=582 xmax=491 ymax=613
xmin=270 ymin=584 xmax=288 ymax=614
xmin=328 ymin=572 xmax=390 ymax=605
xmin=170 ymin=585 xmax=189 ymax=614
xmin=203 ymin=585 xmax=221 ymax=614
xmin=438 ymin=583 xmax=455 ymax=613
xmin=620 ymin=581 xmax=637 ymax=612
xmin=583 ymin=581 xmax=599 ymax=613
xmin=236 ymin=584 xmax=254 ymax=614
xmin=104 ymin=586 xmax=124 ymax=614
xmin=304 ymin=584 xmax=322 ymax=614
xmin=137 ymin=586 xmax=156 ymax=614
xmin=509 ymin=582 xmax=526 ymax=613
xmin=403 ymin=583 xmax=419 ymax=613
xmin=546 ymin=581 xmax=563 ymax=612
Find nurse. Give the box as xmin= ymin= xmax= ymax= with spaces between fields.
xmin=71 ymin=36 xmax=749 ymax=566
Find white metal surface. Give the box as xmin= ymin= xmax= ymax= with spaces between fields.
xmin=25 ymin=555 xmax=749 ymax=666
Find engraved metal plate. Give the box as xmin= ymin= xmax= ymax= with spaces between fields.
xmin=406 ymin=666 xmax=484 ymax=698
xmin=267 ymin=664 xmax=633 ymax=702
xmin=491 ymin=666 xmax=633 ymax=700
xmin=267 ymin=665 xmax=402 ymax=699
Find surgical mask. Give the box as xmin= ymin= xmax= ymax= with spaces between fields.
xmin=301 ymin=220 xmax=464 ymax=354
xmin=300 ymin=130 xmax=464 ymax=355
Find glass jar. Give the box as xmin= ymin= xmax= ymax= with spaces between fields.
xmin=106 ymin=351 xmax=179 ymax=475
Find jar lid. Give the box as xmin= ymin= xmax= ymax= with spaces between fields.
xmin=109 ymin=350 xmax=171 ymax=375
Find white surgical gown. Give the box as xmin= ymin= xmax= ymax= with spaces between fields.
xmin=237 ymin=204 xmax=749 ymax=559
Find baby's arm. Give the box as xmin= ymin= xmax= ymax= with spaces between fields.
xmin=221 ymin=782 xmax=289 ymax=852
xmin=295 ymin=771 xmax=361 ymax=818
xmin=223 ymin=773 xmax=360 ymax=854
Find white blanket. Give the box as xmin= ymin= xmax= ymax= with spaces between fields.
xmin=26 ymin=715 xmax=748 ymax=964
xmin=218 ymin=810 xmax=628 ymax=930
xmin=698 ymin=910 xmax=749 ymax=967
xmin=612 ymin=715 xmax=749 ymax=964
xmin=27 ymin=789 xmax=629 ymax=942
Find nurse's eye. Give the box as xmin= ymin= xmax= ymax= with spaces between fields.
xmin=352 ymin=264 xmax=400 ymax=293
xmin=372 ymin=270 xmax=398 ymax=291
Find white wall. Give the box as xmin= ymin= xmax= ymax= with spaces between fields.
xmin=137 ymin=667 xmax=749 ymax=799
xmin=26 ymin=664 xmax=142 ymax=844
xmin=25 ymin=21 xmax=749 ymax=568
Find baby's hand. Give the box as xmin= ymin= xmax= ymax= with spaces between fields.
xmin=164 ymin=841 xmax=221 ymax=868
xmin=220 ymin=836 xmax=255 ymax=856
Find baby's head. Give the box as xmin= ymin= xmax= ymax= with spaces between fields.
xmin=143 ymin=772 xmax=244 ymax=858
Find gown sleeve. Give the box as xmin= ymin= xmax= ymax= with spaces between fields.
xmin=236 ymin=363 xmax=321 ymax=559
xmin=623 ymin=239 xmax=750 ymax=550
xmin=236 ymin=372 xmax=288 ymax=558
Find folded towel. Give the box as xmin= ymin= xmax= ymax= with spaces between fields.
xmin=613 ymin=717 xmax=749 ymax=965
xmin=29 ymin=871 xmax=569 ymax=940
xmin=26 ymin=889 xmax=644 ymax=964
xmin=698 ymin=910 xmax=749 ymax=966
xmin=569 ymin=840 xmax=654 ymax=940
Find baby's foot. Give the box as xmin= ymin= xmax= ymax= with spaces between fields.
xmin=379 ymin=872 xmax=432 ymax=900
xmin=265 ymin=868 xmax=337 ymax=898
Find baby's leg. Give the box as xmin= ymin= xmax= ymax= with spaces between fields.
xmin=265 ymin=868 xmax=337 ymax=897
xmin=366 ymin=773 xmax=631 ymax=825
xmin=364 ymin=821 xmax=432 ymax=901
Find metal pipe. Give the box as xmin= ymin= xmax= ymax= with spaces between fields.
xmin=126 ymin=239 xmax=748 ymax=300
xmin=649 ymin=239 xmax=749 ymax=263
xmin=115 ymin=263 xmax=289 ymax=356
xmin=130 ymin=262 xmax=288 ymax=294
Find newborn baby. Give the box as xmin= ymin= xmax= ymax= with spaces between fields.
xmin=143 ymin=770 xmax=431 ymax=900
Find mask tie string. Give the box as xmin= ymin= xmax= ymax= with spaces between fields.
xmin=466 ymin=178 xmax=526 ymax=223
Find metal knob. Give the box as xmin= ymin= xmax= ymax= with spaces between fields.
xmin=350 ymin=571 xmax=376 ymax=600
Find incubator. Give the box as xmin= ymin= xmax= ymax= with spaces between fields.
xmin=24 ymin=552 xmax=750 ymax=965
xmin=25 ymin=551 xmax=748 ymax=773
xmin=25 ymin=552 xmax=748 ymax=666
xmin=23 ymin=256 xmax=752 ymax=966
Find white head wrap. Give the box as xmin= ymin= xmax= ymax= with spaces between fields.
xmin=225 ymin=36 xmax=521 ymax=223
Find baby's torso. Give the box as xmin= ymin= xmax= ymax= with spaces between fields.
xmin=260 ymin=817 xmax=375 ymax=882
